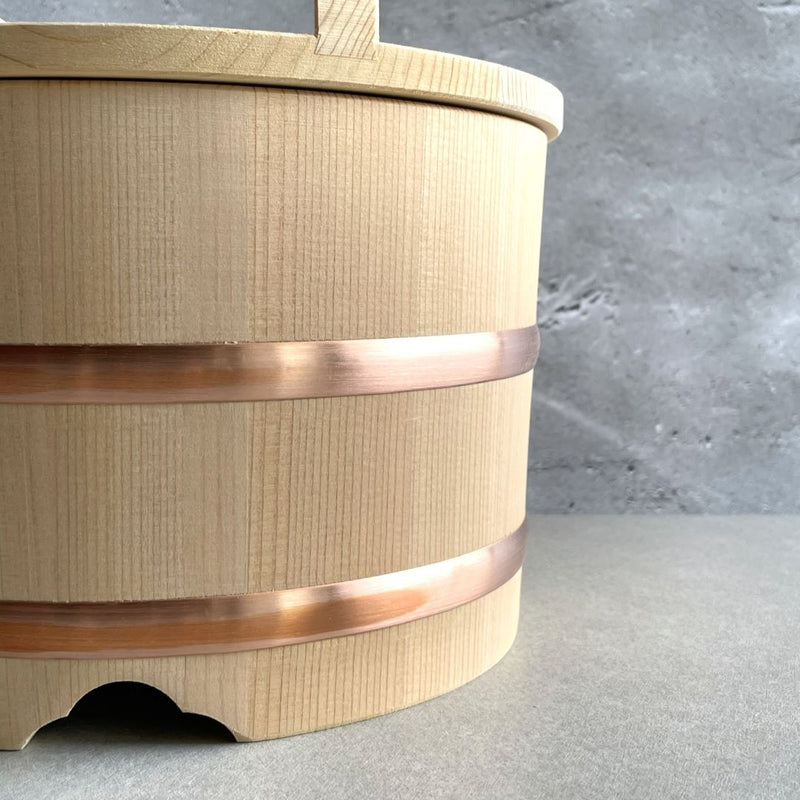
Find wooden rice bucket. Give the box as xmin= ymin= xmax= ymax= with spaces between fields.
xmin=0 ymin=0 xmax=562 ymax=749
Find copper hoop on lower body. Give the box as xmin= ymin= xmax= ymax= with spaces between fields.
xmin=0 ymin=523 xmax=527 ymax=659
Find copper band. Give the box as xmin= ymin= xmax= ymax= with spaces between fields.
xmin=0 ymin=326 xmax=538 ymax=404
xmin=0 ymin=524 xmax=526 ymax=659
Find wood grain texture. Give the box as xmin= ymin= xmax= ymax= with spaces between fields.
xmin=0 ymin=51 xmax=550 ymax=744
xmin=315 ymin=0 xmax=378 ymax=58
xmin=0 ymin=80 xmax=545 ymax=345
xmin=0 ymin=572 xmax=520 ymax=750
xmin=0 ymin=374 xmax=532 ymax=602
xmin=0 ymin=24 xmax=562 ymax=139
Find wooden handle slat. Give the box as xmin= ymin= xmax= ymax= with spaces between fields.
xmin=315 ymin=0 xmax=378 ymax=58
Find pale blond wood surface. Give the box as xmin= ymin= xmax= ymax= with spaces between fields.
xmin=0 ymin=80 xmax=545 ymax=345
xmin=0 ymin=571 xmax=520 ymax=750
xmin=0 ymin=374 xmax=531 ymax=602
xmin=0 ymin=22 xmax=550 ymax=743
xmin=315 ymin=0 xmax=378 ymax=58
xmin=0 ymin=24 xmax=562 ymax=139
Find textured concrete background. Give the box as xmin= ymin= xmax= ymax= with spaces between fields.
xmin=1 ymin=1 xmax=797 ymax=512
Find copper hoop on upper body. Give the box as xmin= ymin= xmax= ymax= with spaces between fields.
xmin=0 ymin=326 xmax=539 ymax=404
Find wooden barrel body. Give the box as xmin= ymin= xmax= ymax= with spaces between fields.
xmin=0 ymin=4 xmax=562 ymax=749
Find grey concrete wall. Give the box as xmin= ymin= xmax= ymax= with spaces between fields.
xmin=2 ymin=1 xmax=797 ymax=513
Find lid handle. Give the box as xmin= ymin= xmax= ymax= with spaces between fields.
xmin=315 ymin=0 xmax=378 ymax=59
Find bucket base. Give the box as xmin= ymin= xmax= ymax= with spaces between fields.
xmin=0 ymin=573 xmax=520 ymax=750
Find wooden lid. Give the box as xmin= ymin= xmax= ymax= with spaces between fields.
xmin=0 ymin=0 xmax=563 ymax=140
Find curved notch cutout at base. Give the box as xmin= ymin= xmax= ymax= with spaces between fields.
xmin=0 ymin=571 xmax=520 ymax=750
xmin=34 ymin=682 xmax=236 ymax=747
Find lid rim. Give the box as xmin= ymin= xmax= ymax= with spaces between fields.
xmin=0 ymin=22 xmax=563 ymax=140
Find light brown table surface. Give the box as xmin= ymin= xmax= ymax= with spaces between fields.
xmin=3 ymin=516 xmax=797 ymax=800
